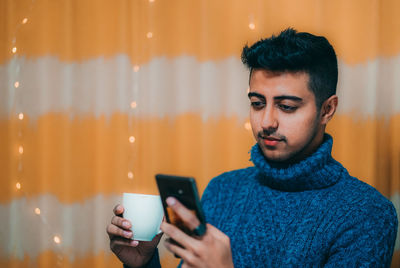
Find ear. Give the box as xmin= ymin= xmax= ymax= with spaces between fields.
xmin=320 ymin=95 xmax=338 ymax=125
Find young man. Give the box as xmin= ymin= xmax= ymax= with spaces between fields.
xmin=107 ymin=28 xmax=398 ymax=267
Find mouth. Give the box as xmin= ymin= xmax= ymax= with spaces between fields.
xmin=259 ymin=136 xmax=284 ymax=147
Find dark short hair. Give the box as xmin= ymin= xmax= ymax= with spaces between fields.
xmin=241 ymin=28 xmax=338 ymax=108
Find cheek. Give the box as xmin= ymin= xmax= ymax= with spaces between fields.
xmin=249 ymin=112 xmax=261 ymax=136
xmin=281 ymin=112 xmax=318 ymax=141
xmin=249 ymin=111 xmax=258 ymax=127
xmin=250 ymin=119 xmax=258 ymax=136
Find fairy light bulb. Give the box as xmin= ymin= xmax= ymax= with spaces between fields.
xmin=149 ymin=0 xmax=155 ymax=2
xmin=130 ymin=101 xmax=137 ymax=109
xmin=35 ymin=208 xmax=41 ymax=215
xmin=129 ymin=136 xmax=135 ymax=143
xmin=128 ymin=171 xmax=134 ymax=179
xmin=18 ymin=146 xmax=24 ymax=154
xmin=14 ymin=81 xmax=20 ymax=88
xmin=133 ymin=65 xmax=140 ymax=72
xmin=146 ymin=32 xmax=153 ymax=38
xmin=12 ymin=47 xmax=17 ymax=54
xmin=22 ymin=18 xmax=28 ymax=24
xmin=54 ymin=235 xmax=61 ymax=244
xmin=18 ymin=113 xmax=24 ymax=120
xmin=244 ymin=122 xmax=252 ymax=131
xmin=16 ymin=182 xmax=21 ymax=190
xmin=249 ymin=23 xmax=256 ymax=30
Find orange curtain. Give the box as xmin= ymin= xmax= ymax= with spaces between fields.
xmin=0 ymin=0 xmax=399 ymax=267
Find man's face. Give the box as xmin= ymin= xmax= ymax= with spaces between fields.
xmin=249 ymin=69 xmax=323 ymax=164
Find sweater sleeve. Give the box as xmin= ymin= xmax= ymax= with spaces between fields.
xmin=200 ymin=176 xmax=224 ymax=226
xmin=324 ymin=202 xmax=398 ymax=267
xmin=201 ymin=177 xmax=220 ymax=208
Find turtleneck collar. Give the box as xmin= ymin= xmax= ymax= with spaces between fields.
xmin=250 ymin=134 xmax=346 ymax=192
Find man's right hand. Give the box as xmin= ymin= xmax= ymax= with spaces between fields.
xmin=106 ymin=204 xmax=163 ymax=268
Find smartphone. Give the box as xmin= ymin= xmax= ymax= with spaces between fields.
xmin=155 ymin=174 xmax=207 ymax=237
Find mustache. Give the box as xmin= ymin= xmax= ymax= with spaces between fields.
xmin=257 ymin=131 xmax=286 ymax=141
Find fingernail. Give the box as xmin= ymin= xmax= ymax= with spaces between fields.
xmin=123 ymin=231 xmax=132 ymax=238
xmin=122 ymin=221 xmax=130 ymax=228
xmin=130 ymin=240 xmax=139 ymax=247
xmin=166 ymin=197 xmax=176 ymax=206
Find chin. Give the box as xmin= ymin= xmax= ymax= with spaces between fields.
xmin=261 ymin=150 xmax=291 ymax=163
xmin=257 ymin=143 xmax=288 ymax=162
xmin=266 ymin=156 xmax=291 ymax=163
xmin=261 ymin=145 xmax=306 ymax=164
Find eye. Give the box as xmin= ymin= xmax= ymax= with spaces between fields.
xmin=251 ymin=101 xmax=265 ymax=109
xmin=278 ymin=104 xmax=297 ymax=112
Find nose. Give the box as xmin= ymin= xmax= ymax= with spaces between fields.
xmin=261 ymin=106 xmax=278 ymax=131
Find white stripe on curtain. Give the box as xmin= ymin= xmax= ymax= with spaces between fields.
xmin=1 ymin=55 xmax=400 ymax=121
xmin=0 ymin=194 xmax=170 ymax=261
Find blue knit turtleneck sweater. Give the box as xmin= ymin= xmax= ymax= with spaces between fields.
xmin=139 ymin=134 xmax=398 ymax=268
xmin=199 ymin=134 xmax=398 ymax=267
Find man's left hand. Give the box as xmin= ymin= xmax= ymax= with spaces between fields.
xmin=160 ymin=197 xmax=234 ymax=268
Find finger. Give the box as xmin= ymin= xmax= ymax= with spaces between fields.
xmin=113 ymin=204 xmax=124 ymax=216
xmin=166 ymin=197 xmax=200 ymax=230
xmin=106 ymin=223 xmax=133 ymax=240
xmin=111 ymin=215 xmax=132 ymax=230
xmin=206 ymin=223 xmax=230 ymax=244
xmin=161 ymin=221 xmax=200 ymax=251
xmin=164 ymin=239 xmax=198 ymax=266
xmin=110 ymin=237 xmax=139 ymax=250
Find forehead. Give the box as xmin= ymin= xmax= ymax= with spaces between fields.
xmin=249 ymin=69 xmax=314 ymax=99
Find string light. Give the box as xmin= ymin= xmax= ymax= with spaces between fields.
xmin=129 ymin=136 xmax=135 ymax=143
xmin=146 ymin=32 xmax=153 ymax=39
xmin=133 ymin=65 xmax=140 ymax=72
xmin=12 ymin=5 xmax=67 ymax=267
xmin=128 ymin=171 xmax=134 ymax=179
xmin=53 ymin=235 xmax=61 ymax=244
xmin=248 ymin=23 xmax=256 ymax=30
xmin=130 ymin=101 xmax=137 ymax=109
xmin=244 ymin=122 xmax=252 ymax=131
xmin=10 ymin=4 xmax=67 ymax=266
xmin=35 ymin=208 xmax=41 ymax=215
xmin=149 ymin=0 xmax=155 ymax=2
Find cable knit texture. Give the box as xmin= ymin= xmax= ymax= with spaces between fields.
xmin=135 ymin=134 xmax=398 ymax=268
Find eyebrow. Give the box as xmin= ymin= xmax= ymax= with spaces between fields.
xmin=274 ymin=95 xmax=303 ymax=102
xmin=248 ymin=92 xmax=265 ymax=100
xmin=248 ymin=92 xmax=303 ymax=102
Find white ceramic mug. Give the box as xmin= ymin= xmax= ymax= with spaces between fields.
xmin=122 ymin=193 xmax=164 ymax=241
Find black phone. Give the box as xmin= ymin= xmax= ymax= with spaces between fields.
xmin=155 ymin=174 xmax=207 ymax=237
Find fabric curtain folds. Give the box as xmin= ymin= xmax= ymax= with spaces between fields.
xmin=0 ymin=0 xmax=399 ymax=267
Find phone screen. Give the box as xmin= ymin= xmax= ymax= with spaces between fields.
xmin=166 ymin=207 xmax=197 ymax=235
xmin=155 ymin=174 xmax=206 ymax=236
